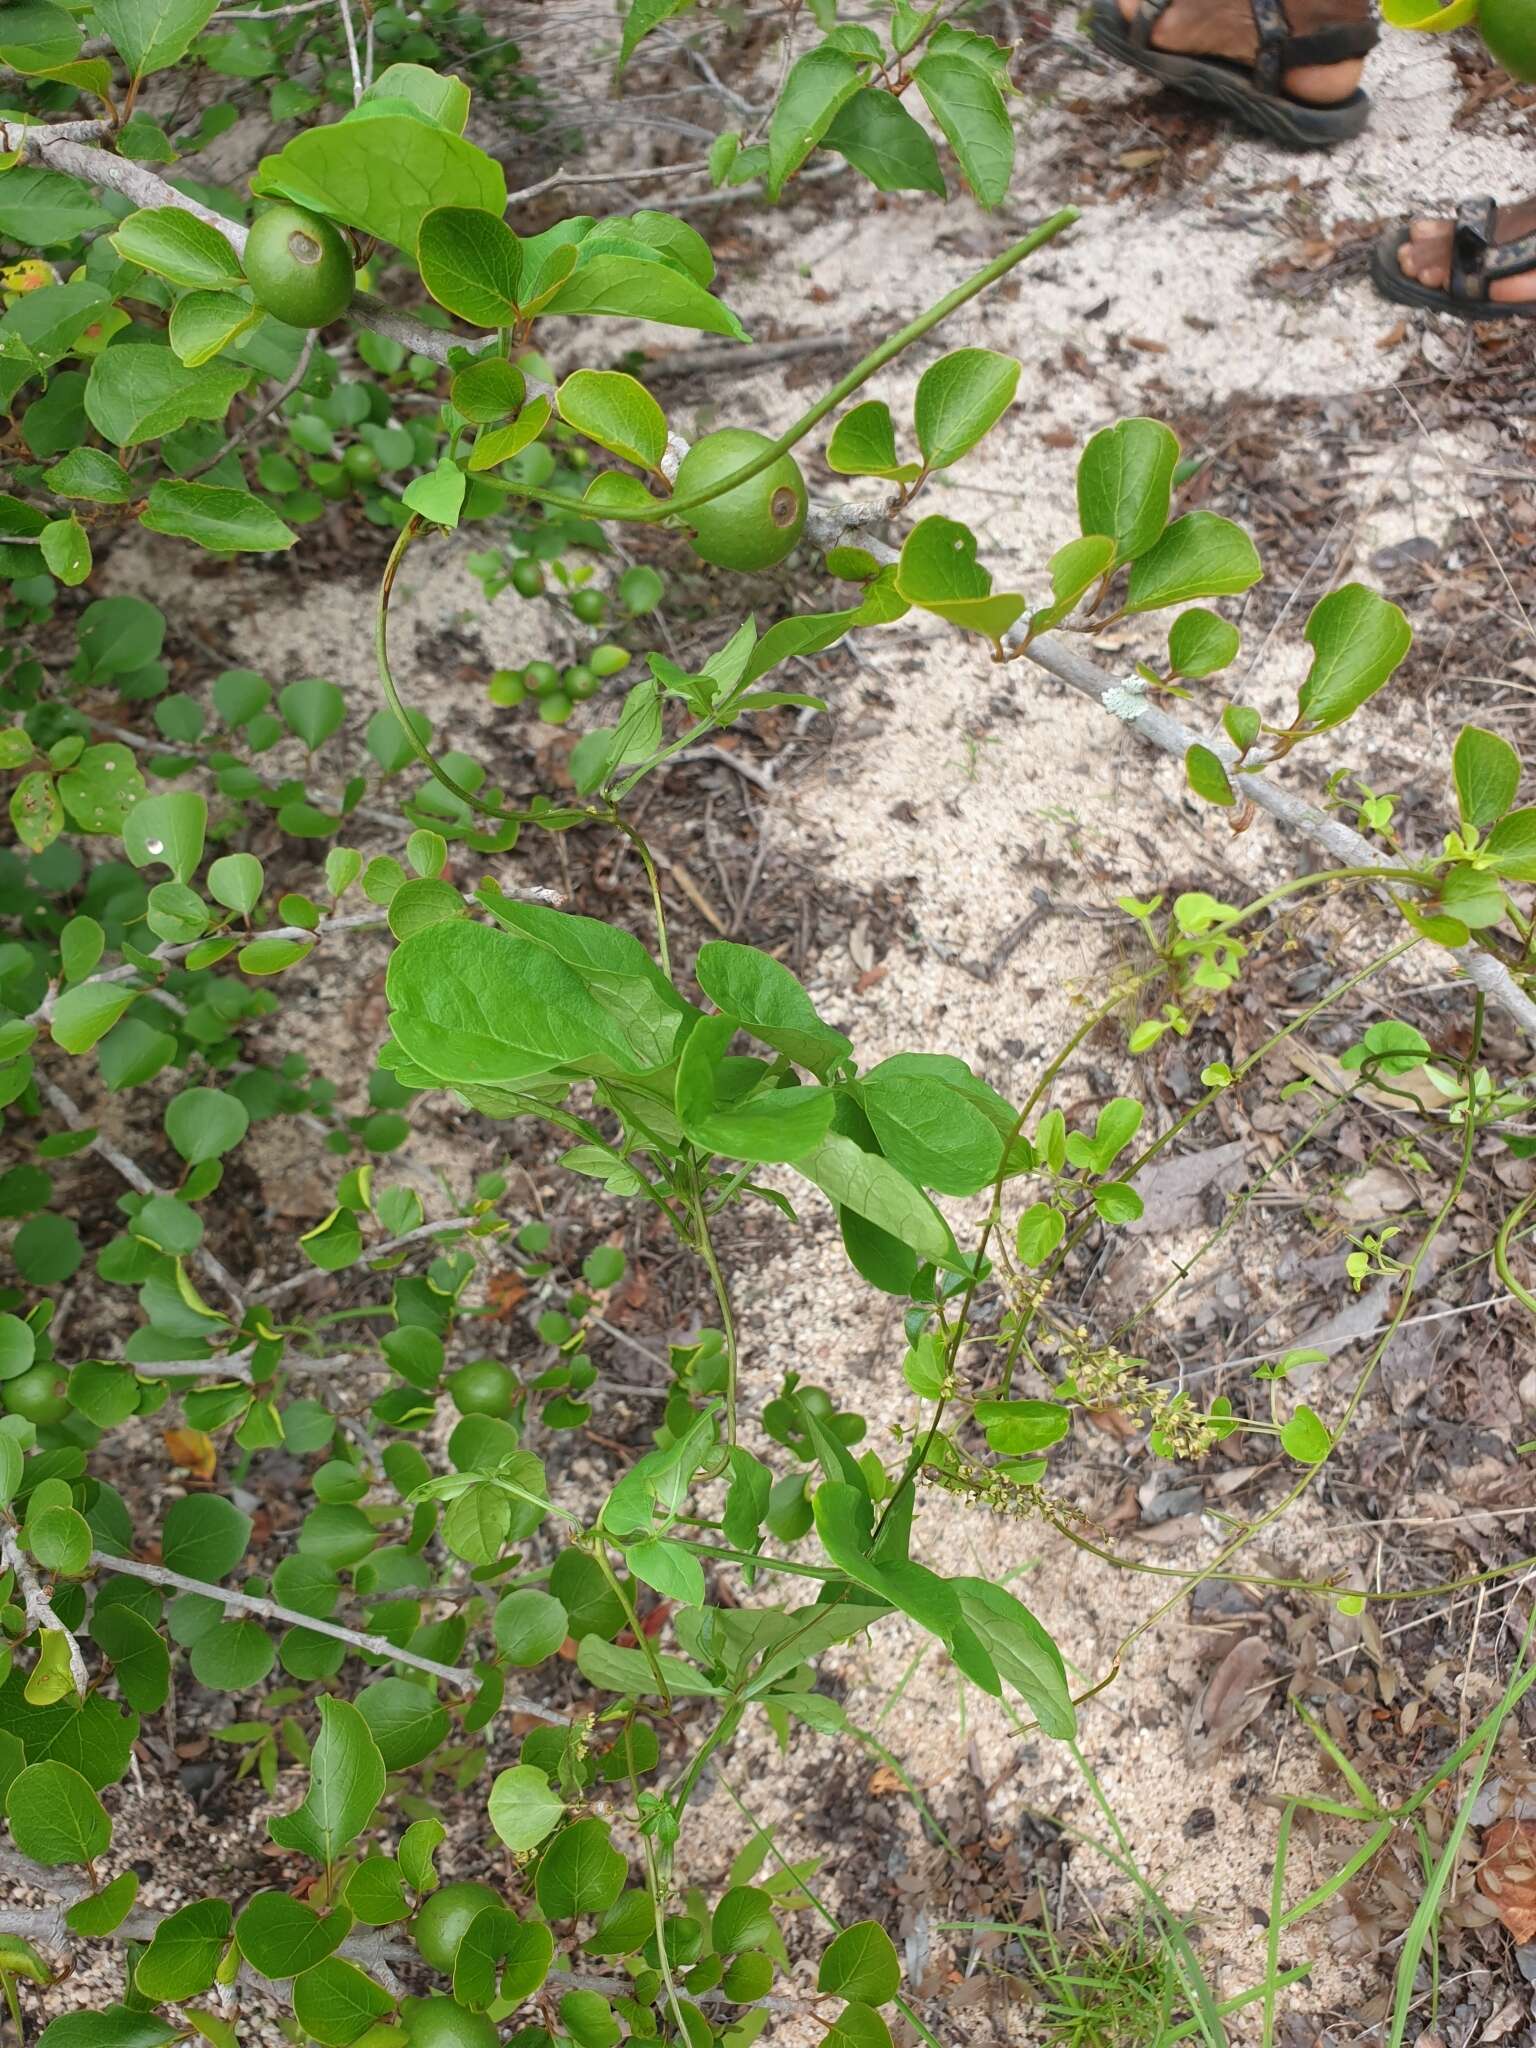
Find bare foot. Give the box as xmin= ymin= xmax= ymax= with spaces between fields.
xmin=1397 ymin=201 xmax=1536 ymax=305
xmin=1114 ymin=0 xmax=1366 ymax=104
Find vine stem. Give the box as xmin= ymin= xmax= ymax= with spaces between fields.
xmin=88 ymin=1552 xmax=567 ymax=1723
xmin=687 ymin=1165 xmax=739 ymax=1445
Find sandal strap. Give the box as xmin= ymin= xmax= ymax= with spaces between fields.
xmin=1130 ymin=0 xmax=1176 ymax=53
xmin=1480 ymin=228 xmax=1536 ymax=283
xmin=1248 ymin=0 xmax=1378 ymax=94
xmin=1452 ymin=195 xmax=1499 ymax=301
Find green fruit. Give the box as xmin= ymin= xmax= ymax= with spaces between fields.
xmin=524 ymin=661 xmax=560 ymax=698
xmin=342 ymin=443 xmax=380 ymax=483
xmin=3 ymin=1364 xmax=68 ymax=1425
xmin=588 ymin=644 xmax=630 ymax=679
xmin=488 ymin=669 xmax=526 ymax=708
xmin=412 ymin=1882 xmax=502 ymax=1974
xmin=446 ymin=1359 xmax=516 ymax=1419
xmin=1481 ymin=0 xmax=1536 ymax=79
xmin=402 ymin=1995 xmax=499 ymax=2048
xmin=538 ymin=691 xmax=573 ymax=725
xmin=563 ymin=665 xmax=597 ymax=701
xmin=570 ymin=587 xmax=605 ymax=624
xmin=672 ymin=428 xmax=807 ymax=572
xmin=510 ymin=558 xmax=544 ymax=599
xmin=244 ymin=204 xmax=355 ymax=329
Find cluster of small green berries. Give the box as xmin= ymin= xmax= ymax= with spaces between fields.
xmin=488 ymin=644 xmax=631 ymax=726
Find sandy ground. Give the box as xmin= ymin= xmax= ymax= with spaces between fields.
xmin=32 ymin=11 xmax=1536 ymax=2044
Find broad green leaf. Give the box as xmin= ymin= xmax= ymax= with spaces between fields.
xmin=894 ymin=516 xmax=1025 ymax=644
xmin=190 ymin=1619 xmax=276 ymax=1691
xmin=557 ymin=369 xmax=666 ymax=472
xmin=122 ymin=791 xmax=206 ymax=882
xmin=1293 ymin=584 xmax=1411 ymax=734
xmin=65 ymin=1870 xmax=140 ymax=1937
xmin=822 ymin=87 xmax=946 ymax=195
xmin=827 ymin=2005 xmax=894 ymax=2048
xmin=253 ymin=119 xmax=505 ymax=255
xmin=487 ymin=1763 xmax=563 ymax=1852
xmin=795 ymin=1132 xmax=951 ymax=1264
xmin=290 ymin=1957 xmax=395 ymax=2046
xmin=84 ymin=344 xmax=247 ymax=447
xmin=111 ymin=208 xmax=243 ymax=289
xmin=1280 ymin=1405 xmax=1331 ymax=1464
xmin=135 ymin=1898 xmax=230 ymax=2001
xmin=0 ymin=3 xmax=80 ymax=69
xmin=142 ymin=482 xmax=295 ymax=552
xmin=167 ymin=290 xmax=261 ymax=368
xmin=541 ymin=254 xmax=748 ymax=341
xmin=0 ymin=1673 xmax=139 ymax=1788
xmin=857 ymin=1070 xmax=1002 ymax=1195
xmin=207 ymin=852 xmax=263 ymax=915
xmin=625 ymin=1535 xmax=706 ymax=1607
xmin=0 ymin=282 xmax=110 ymax=374
xmin=712 ymin=1886 xmax=776 ymax=1954
xmin=1453 ymin=725 xmax=1520 ymax=829
xmin=40 ymin=516 xmax=91 ymax=586
xmin=79 ymin=595 xmax=164 ymax=676
xmin=162 ymin=1491 xmax=251 ymax=1577
xmin=1028 ymin=533 xmax=1116 ymax=635
xmin=1076 ymin=417 xmax=1179 ymax=565
xmin=88 ymin=1606 xmax=170 ymax=1715
xmin=28 ymin=1505 xmax=91 ymax=1575
xmin=1015 ymin=1202 xmax=1064 ymax=1267
xmin=269 ymin=1697 xmax=386 ymax=1865
xmin=417 ymin=205 xmax=522 ymax=325
xmin=49 ymin=982 xmax=137 ymax=1056
xmin=450 ymin=357 xmax=524 ymax=423
xmin=94 ymin=0 xmax=218 ymax=78
xmin=11 ymin=772 xmax=61 ymax=855
xmin=44 ymin=448 xmax=133 ymax=504
xmin=694 ymin=939 xmax=851 ymax=1078
xmin=387 ymin=917 xmax=653 ymax=1086
xmin=165 ymin=1085 xmax=248 ymax=1163
xmin=1124 ymin=512 xmax=1261 ymax=614
xmin=236 ymin=1892 xmax=352 ymax=1978
xmin=362 ymin=61 xmax=470 ymax=131
xmin=618 ymin=0 xmax=696 ymax=69
xmin=36 ymin=2012 xmax=176 ymax=2048
xmin=467 ymin=393 xmax=551 ymax=471
xmin=767 ymin=45 xmax=862 ymax=199
xmin=5 ymin=1761 xmax=110 ymax=1866
xmin=1168 ymin=607 xmax=1240 ymax=678
xmin=576 ymin=1634 xmax=722 ymax=1698
xmin=1436 ymin=865 xmax=1505 ymax=929
xmin=952 ymin=1578 xmax=1074 ymax=1736
xmin=491 ymin=1589 xmax=569 ymax=1667
xmin=912 ymin=51 xmax=1014 ymax=208
xmin=913 ymin=348 xmax=1018 ymax=470
xmin=278 ymin=676 xmax=346 ymax=749
xmin=0 ymin=168 xmax=114 ymax=246
xmin=401 ymin=457 xmax=466 ymax=528
xmin=354 ymin=1677 xmax=448 ymax=1771
xmin=1185 ymin=744 xmax=1234 ymax=808
xmin=819 ymin=1921 xmax=900 ymax=2004
xmin=974 ymin=1399 xmax=1070 ymax=1454
xmin=535 ymin=1817 xmax=627 ymax=1919
xmin=826 ymin=400 xmax=917 ymax=481
xmin=1485 ymin=808 xmax=1536 ymax=881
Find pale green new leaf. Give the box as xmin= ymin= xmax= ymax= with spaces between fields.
xmin=253 ymin=119 xmax=506 ymax=254
xmin=1293 ymin=584 xmax=1411 ymax=735
xmin=417 ymin=205 xmax=522 ymax=325
xmin=111 ymin=207 xmax=244 ymax=289
xmin=767 ymin=44 xmax=862 ymax=199
xmin=557 ymin=368 xmax=666 ymax=471
xmin=912 ymin=51 xmax=1014 ymax=208
xmin=913 ymin=348 xmax=1018 ymax=470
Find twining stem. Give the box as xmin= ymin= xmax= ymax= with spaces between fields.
xmin=510 ymin=207 xmax=1081 ymax=521
xmin=592 ymin=1538 xmax=672 ymax=1709
xmin=686 ymin=1162 xmax=739 ymax=1445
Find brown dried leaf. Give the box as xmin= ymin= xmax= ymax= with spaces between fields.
xmin=1478 ymin=1818 xmax=1536 ymax=1942
xmin=163 ymin=1427 xmax=216 ymax=1479
xmin=1185 ymin=1635 xmax=1279 ymax=1765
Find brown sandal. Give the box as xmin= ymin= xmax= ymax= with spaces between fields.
xmin=1090 ymin=0 xmax=1376 ymax=148
xmin=1372 ymin=197 xmax=1536 ymax=322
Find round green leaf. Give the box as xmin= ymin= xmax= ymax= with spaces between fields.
xmin=489 ymin=1764 xmax=564 ymax=1855
xmin=491 ymin=1589 xmax=568 ymax=1668
xmin=164 ymin=1085 xmax=249 ymax=1164
xmin=5 ymin=1761 xmax=111 ymax=1866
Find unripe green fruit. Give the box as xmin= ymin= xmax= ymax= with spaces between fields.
xmin=244 ymin=204 xmax=355 ymax=329
xmin=588 ymin=644 xmax=630 ymax=678
xmin=564 ymin=665 xmax=598 ymax=701
xmin=342 ymin=443 xmax=380 ymax=483
xmin=488 ymin=669 xmax=526 ymax=708
xmin=3 ymin=1364 xmax=68 ymax=1425
xmin=412 ymin=1882 xmax=502 ymax=1974
xmin=402 ymin=1995 xmax=500 ymax=2048
xmin=1481 ymin=0 xmax=1536 ymax=81
xmin=672 ymin=428 xmax=807 ymax=572
xmin=510 ymin=558 xmax=544 ymax=599
xmin=570 ymin=588 xmax=605 ymax=624
xmin=538 ymin=691 xmax=573 ymax=725
xmin=524 ymin=661 xmax=560 ymax=698
xmin=446 ymin=1359 xmax=516 ymax=1419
